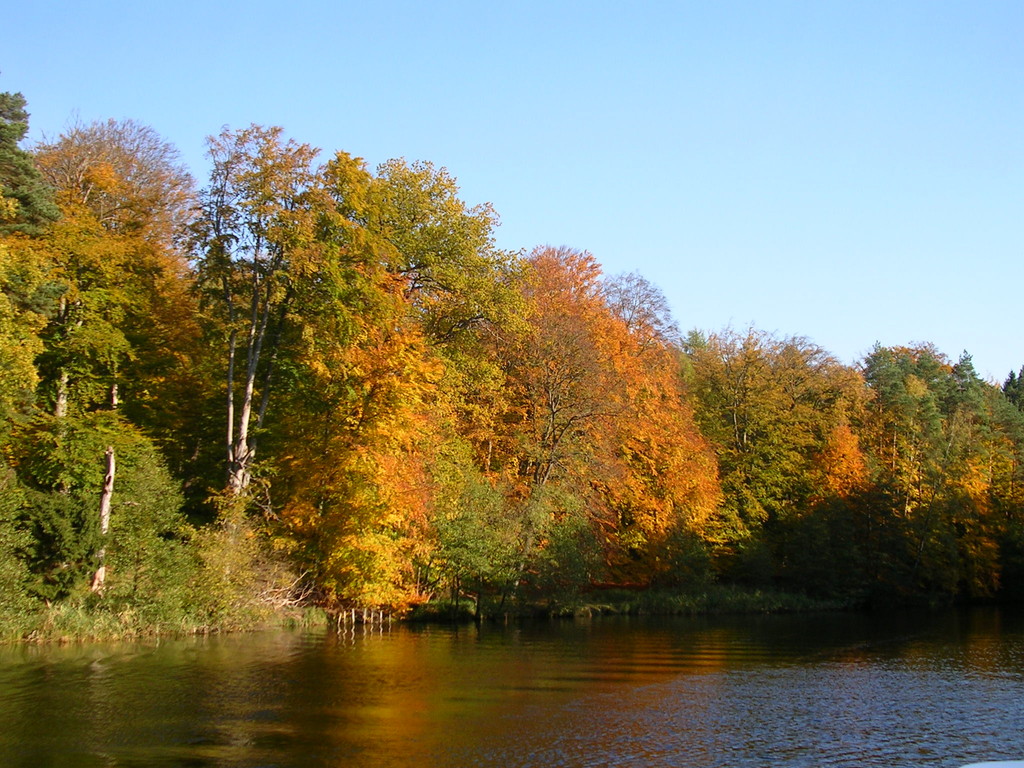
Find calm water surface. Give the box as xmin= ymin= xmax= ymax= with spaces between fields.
xmin=1 ymin=609 xmax=1023 ymax=767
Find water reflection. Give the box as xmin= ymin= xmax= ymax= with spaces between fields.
xmin=0 ymin=610 xmax=1021 ymax=767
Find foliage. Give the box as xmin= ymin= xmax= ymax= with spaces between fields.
xmin=684 ymin=328 xmax=866 ymax=582
xmin=187 ymin=496 xmax=291 ymax=631
xmin=0 ymin=460 xmax=36 ymax=634
xmin=191 ymin=124 xmax=323 ymax=495
xmin=0 ymin=91 xmax=60 ymax=235
xmin=28 ymin=120 xmax=206 ymax=494
xmin=430 ymin=447 xmax=524 ymax=611
xmin=0 ymin=242 xmax=46 ymax=428
xmin=858 ymin=347 xmax=1016 ymax=600
xmin=33 ymin=117 xmax=194 ymax=246
xmin=365 ymin=157 xmax=522 ymax=343
xmin=4 ymin=97 xmax=1024 ymax=642
xmin=10 ymin=413 xmax=190 ymax=608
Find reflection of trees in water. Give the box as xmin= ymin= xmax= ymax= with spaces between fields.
xmin=1 ymin=612 xmax=1022 ymax=765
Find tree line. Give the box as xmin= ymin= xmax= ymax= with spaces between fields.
xmin=2 ymin=92 xmax=1023 ymax=636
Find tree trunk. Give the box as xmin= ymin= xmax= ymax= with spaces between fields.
xmin=91 ymin=445 xmax=115 ymax=593
xmin=54 ymin=369 xmax=69 ymax=418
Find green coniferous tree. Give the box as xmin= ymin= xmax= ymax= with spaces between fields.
xmin=0 ymin=92 xmax=59 ymax=235
xmin=1003 ymin=367 xmax=1024 ymax=410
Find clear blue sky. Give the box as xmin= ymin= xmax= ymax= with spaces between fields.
xmin=4 ymin=1 xmax=1021 ymax=379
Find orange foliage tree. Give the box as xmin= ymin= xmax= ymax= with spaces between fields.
xmin=488 ymin=248 xmax=719 ymax=593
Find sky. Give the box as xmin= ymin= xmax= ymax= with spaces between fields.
xmin=3 ymin=1 xmax=1022 ymax=380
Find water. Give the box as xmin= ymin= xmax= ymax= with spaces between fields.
xmin=0 ymin=609 xmax=1022 ymax=767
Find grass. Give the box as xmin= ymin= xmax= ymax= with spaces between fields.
xmin=0 ymin=586 xmax=849 ymax=644
xmin=0 ymin=599 xmax=333 ymax=645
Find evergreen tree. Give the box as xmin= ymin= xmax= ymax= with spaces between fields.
xmin=1003 ymin=367 xmax=1024 ymax=410
xmin=0 ymin=92 xmax=59 ymax=235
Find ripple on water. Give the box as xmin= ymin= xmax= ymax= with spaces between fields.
xmin=447 ymin=654 xmax=1024 ymax=768
xmin=2 ymin=611 xmax=1023 ymax=767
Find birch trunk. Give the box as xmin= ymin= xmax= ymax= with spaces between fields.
xmin=91 ymin=446 xmax=115 ymax=593
xmin=54 ymin=369 xmax=69 ymax=418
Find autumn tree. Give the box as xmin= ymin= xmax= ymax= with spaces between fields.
xmin=264 ymin=152 xmax=452 ymax=611
xmin=31 ymin=120 xmax=204 ymax=485
xmin=596 ymin=273 xmax=719 ymax=585
xmin=28 ymin=207 xmax=138 ymax=417
xmin=354 ymin=155 xmax=525 ymax=481
xmin=34 ymin=118 xmax=193 ymax=245
xmin=685 ymin=328 xmax=866 ymax=584
xmin=268 ymin=152 xmax=528 ymax=612
xmin=0 ymin=241 xmax=46 ymax=429
xmin=192 ymin=125 xmax=322 ymax=496
xmin=860 ymin=346 xmax=1016 ymax=599
xmin=0 ymin=119 xmax=204 ymax=622
xmin=479 ymin=249 xmax=720 ymax=595
xmin=502 ymin=247 xmax=625 ymax=488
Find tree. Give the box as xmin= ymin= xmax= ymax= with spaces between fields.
xmin=267 ymin=152 xmax=534 ymax=612
xmin=252 ymin=150 xmax=442 ymax=611
xmin=4 ymin=120 xmax=207 ymax=623
xmin=272 ymin=303 xmax=442 ymax=610
xmin=860 ymin=346 xmax=1013 ymax=599
xmin=595 ymin=272 xmax=719 ymax=584
xmin=429 ymin=442 xmax=524 ymax=615
xmin=604 ymin=270 xmax=680 ymax=350
xmin=336 ymin=154 xmax=525 ymax=482
xmin=484 ymin=248 xmax=720 ymax=593
xmin=0 ymin=241 xmax=47 ymax=428
xmin=11 ymin=412 xmax=188 ymax=606
xmin=685 ymin=328 xmax=866 ymax=583
xmin=0 ymin=92 xmax=59 ymax=235
xmin=503 ymin=247 xmax=626 ymax=490
xmin=1003 ymin=367 xmax=1024 ymax=410
xmin=365 ymin=157 xmax=521 ymax=344
xmin=192 ymin=125 xmax=322 ymax=495
xmin=31 ymin=205 xmax=136 ymax=417
xmin=34 ymin=118 xmax=193 ymax=246
xmin=30 ymin=120 xmax=205 ymax=479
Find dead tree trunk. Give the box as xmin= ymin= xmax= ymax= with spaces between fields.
xmin=91 ymin=446 xmax=115 ymax=593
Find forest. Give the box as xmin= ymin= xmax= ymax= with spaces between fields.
xmin=2 ymin=91 xmax=1024 ymax=640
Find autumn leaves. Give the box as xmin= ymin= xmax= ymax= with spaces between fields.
xmin=3 ymin=102 xmax=1024 ymax=627
xmin=184 ymin=126 xmax=720 ymax=610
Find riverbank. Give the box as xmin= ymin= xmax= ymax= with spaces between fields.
xmin=0 ymin=599 xmax=329 ymax=645
xmin=11 ymin=580 xmax=996 ymax=643
xmin=408 ymin=585 xmax=851 ymax=623
xmin=2 ymin=585 xmax=852 ymax=644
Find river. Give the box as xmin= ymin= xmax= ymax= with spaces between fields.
xmin=0 ymin=608 xmax=1022 ymax=767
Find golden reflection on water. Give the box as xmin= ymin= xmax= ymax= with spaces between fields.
xmin=0 ymin=610 xmax=1022 ymax=767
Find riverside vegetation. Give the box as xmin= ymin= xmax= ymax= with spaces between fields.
xmin=2 ymin=91 xmax=1024 ymax=641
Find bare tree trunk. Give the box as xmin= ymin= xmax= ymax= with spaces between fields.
xmin=54 ymin=369 xmax=69 ymax=418
xmin=53 ymin=368 xmax=71 ymax=495
xmin=227 ymin=287 xmax=289 ymax=496
xmin=91 ymin=446 xmax=116 ymax=593
xmin=229 ymin=365 xmax=257 ymax=494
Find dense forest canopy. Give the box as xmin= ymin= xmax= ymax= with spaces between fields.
xmin=2 ymin=92 xmax=1024 ymax=637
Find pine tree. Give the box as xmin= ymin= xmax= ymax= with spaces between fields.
xmin=0 ymin=92 xmax=59 ymax=235
xmin=1003 ymin=367 xmax=1024 ymax=410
